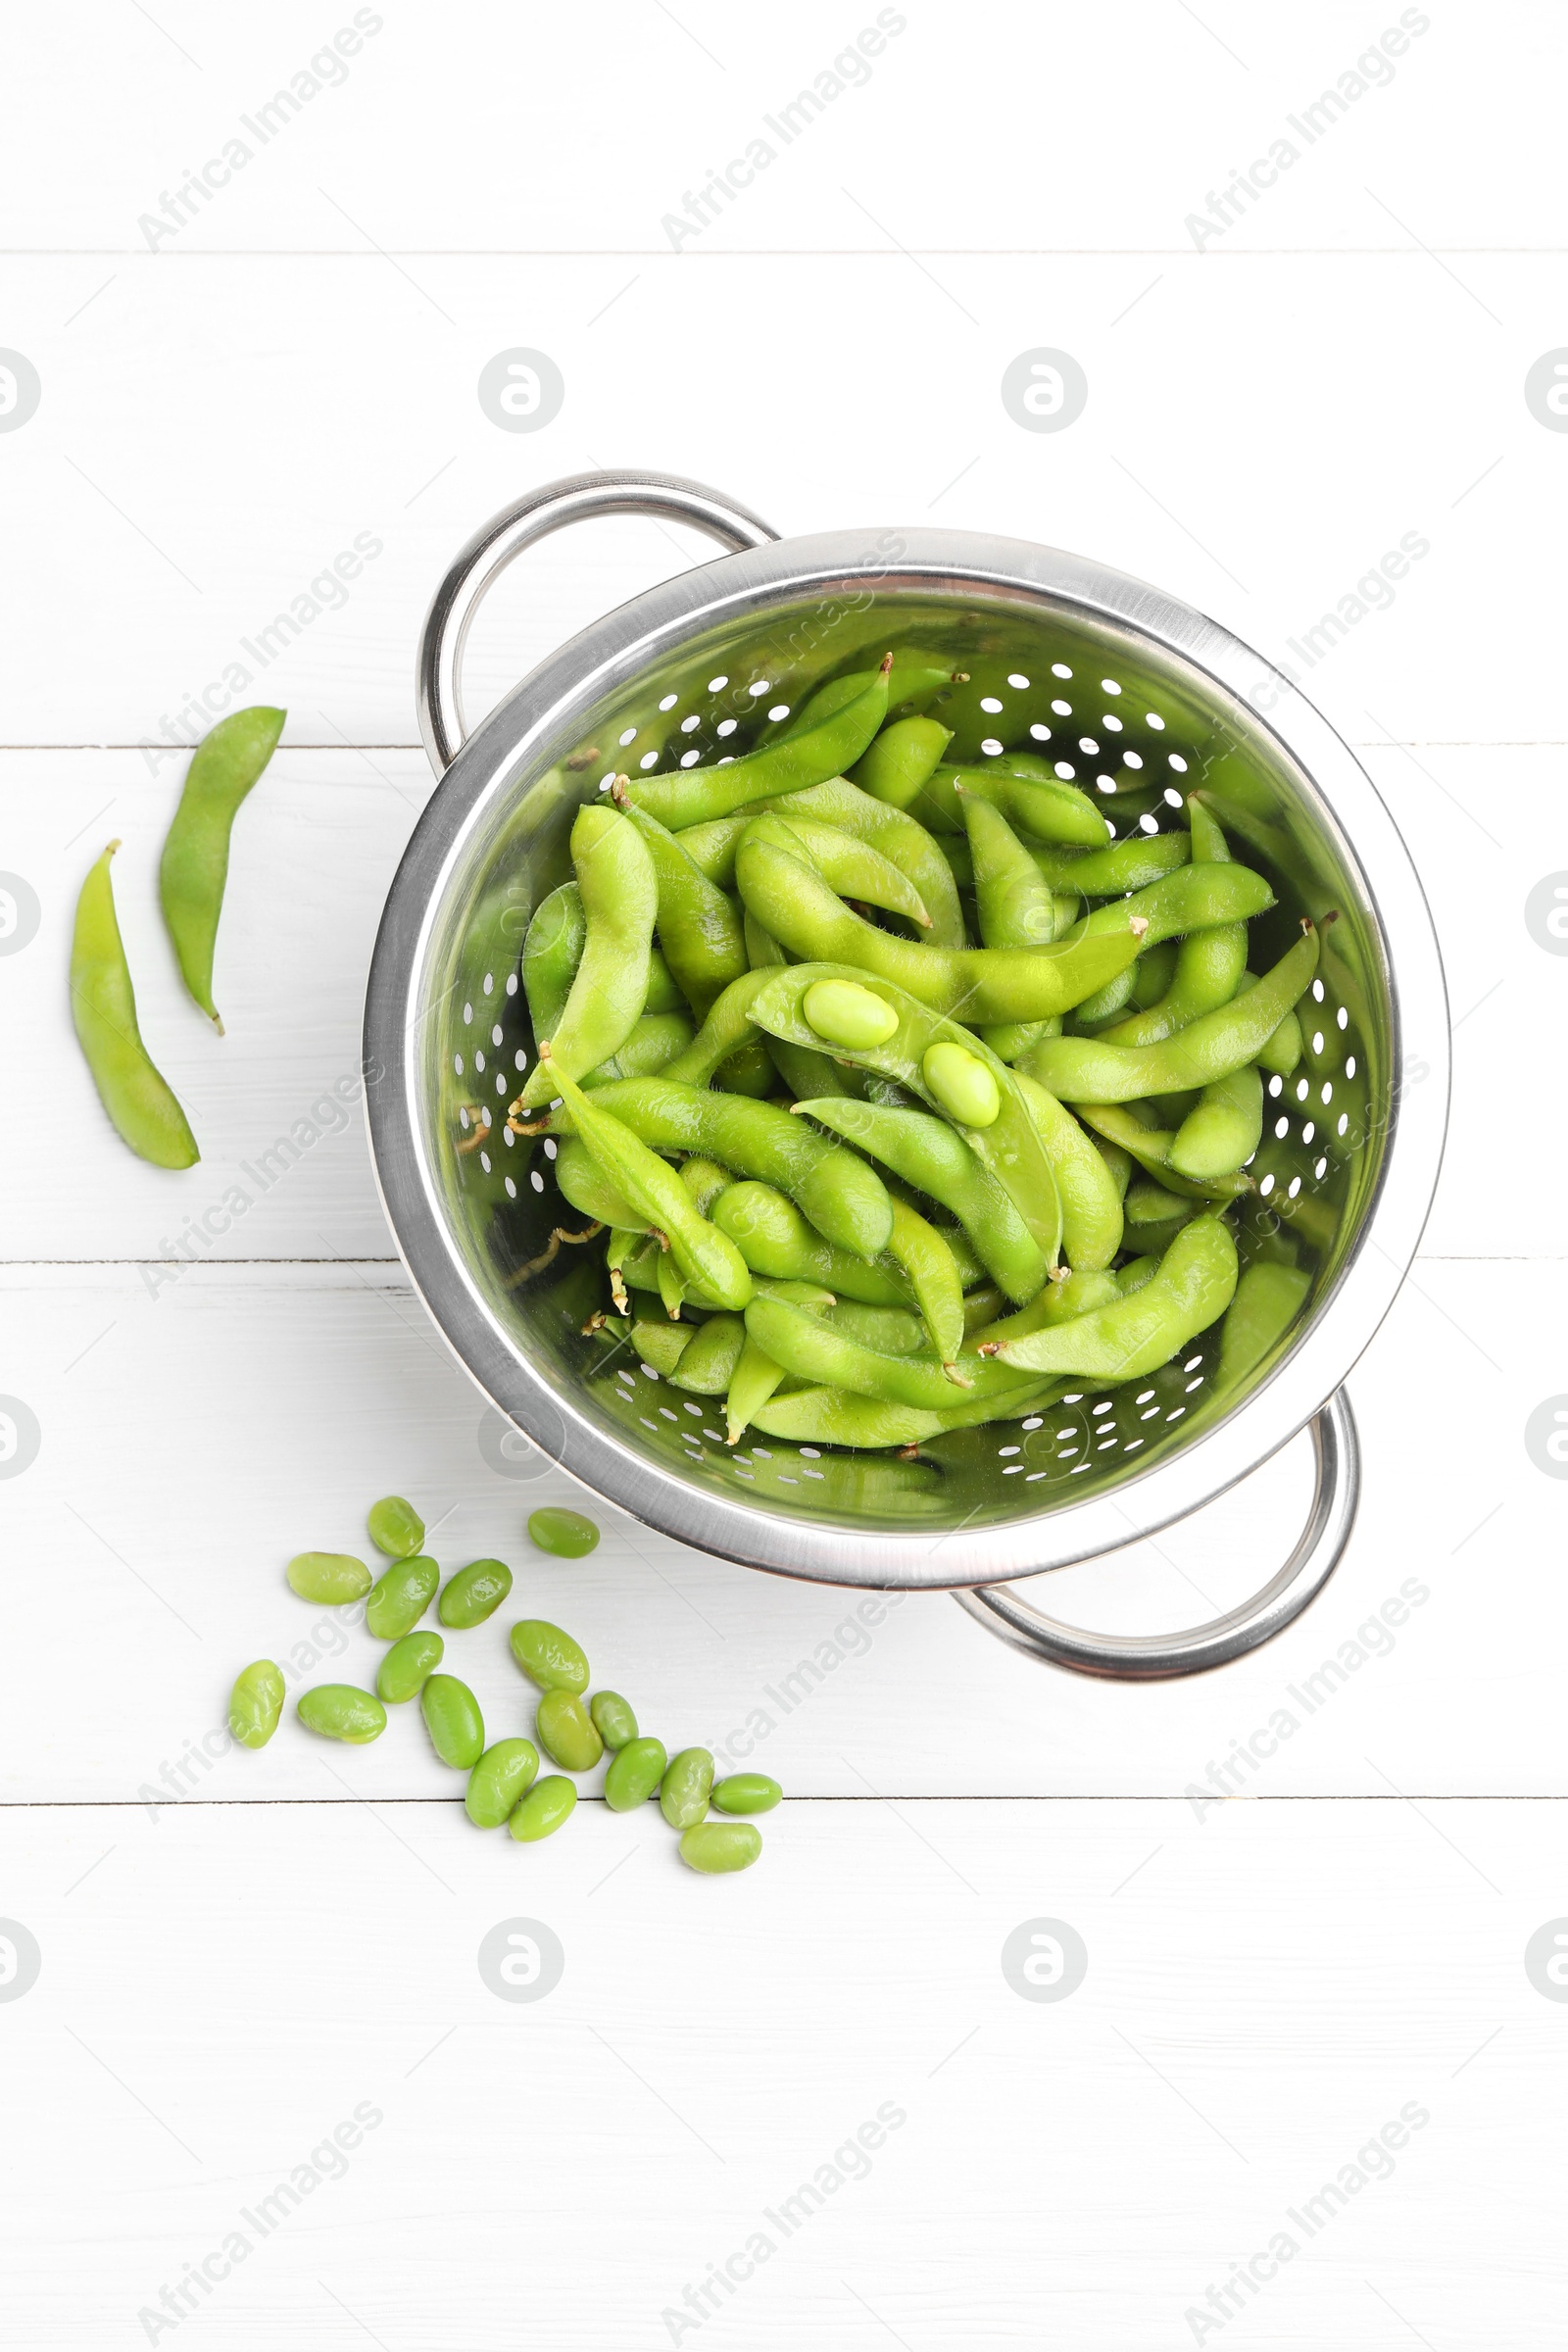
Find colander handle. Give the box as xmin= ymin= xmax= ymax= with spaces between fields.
xmin=416 ymin=468 xmax=780 ymax=774
xmin=952 ymin=1389 xmax=1359 ymax=1680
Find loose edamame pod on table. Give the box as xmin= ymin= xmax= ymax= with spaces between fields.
xmin=420 ymin=1673 xmax=485 ymax=1769
xmin=159 ymin=706 xmax=286 ymax=1031
xmin=438 ymin=1558 xmax=514 ymax=1629
xmin=527 ymin=1505 xmax=601 ymax=1558
xmin=286 ymin=1551 xmax=371 ymax=1604
xmin=368 ymin=1494 xmax=424 ymax=1559
xmin=298 ymin=1686 xmax=386 ymax=1744
xmin=376 ymin=1631 xmax=444 ymax=1704
xmin=366 ymin=1555 xmax=440 ymax=1640
xmin=71 ymin=842 xmax=200 ymax=1169
xmin=228 ymin=1660 xmax=285 ymax=1749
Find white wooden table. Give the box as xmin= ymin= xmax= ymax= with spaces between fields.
xmin=4 ymin=5 xmax=1566 ymax=2343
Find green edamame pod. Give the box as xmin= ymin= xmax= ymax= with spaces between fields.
xmin=1070 ymin=962 xmax=1141 ymax=1026
xmin=781 ymin=655 xmax=960 ymax=736
xmin=366 ymin=1554 xmax=440 ymax=1639
xmin=658 ymin=968 xmax=772 ymax=1091
xmin=794 ymin=1098 xmax=1046 ymax=1304
xmin=509 ymin=1775 xmax=576 ymax=1841
xmin=767 ymin=778 xmax=965 ymax=948
xmin=1235 ymin=970 xmax=1303 ymax=1075
xmin=725 ymin=1331 xmax=788 ymax=1445
xmin=376 ymin=1631 xmax=443 ymax=1704
xmin=605 ymin=1736 xmax=668 ymax=1811
xmin=228 ymin=1660 xmax=284 ymax=1749
xmin=1116 ymin=1254 xmax=1160 ymax=1298
xmin=1125 ymin=1179 xmax=1199 ymax=1228
xmin=367 ymin=1494 xmax=424 ymax=1559
xmin=660 ymin=1747 xmax=714 ymax=1829
xmin=984 ymin=1215 xmax=1238 ymax=1378
xmin=420 ymin=1674 xmax=484 ymax=1769
xmin=712 ymin=1773 xmax=781 ymax=1814
xmin=1170 ymin=1064 xmax=1263 ymax=1181
xmin=881 ymin=1197 xmax=967 ymax=1372
xmin=516 ymin=805 xmax=658 ymax=1106
xmin=286 ymin=1551 xmax=371 ymax=1604
xmin=614 ymin=787 xmax=749 ymax=1016
xmin=679 ymin=812 xmax=933 ymax=929
xmin=1217 ymin=1259 xmax=1311 ymax=1389
xmin=1011 ymin=1071 xmax=1126 ymax=1272
xmin=752 ymin=1376 xmax=1064 ymax=1448
xmin=710 ymin=1182 xmax=911 ymax=1305
xmin=536 ymin=1688 xmax=604 ymax=1772
xmin=522 ymin=882 xmax=586 ymax=1040
xmin=850 ymin=713 xmax=954 ymax=808
xmin=584 ymin=1009 xmax=697 ymax=1086
xmin=645 ymin=943 xmax=685 ymax=1013
xmin=554 ymin=1135 xmax=649 ymax=1231
xmin=590 ymin=1691 xmax=639 ymax=1749
xmin=626 ymin=1317 xmax=697 ymax=1377
xmin=1029 ymin=834 xmax=1191 ymax=895
xmin=670 ymin=1312 xmax=748 ymax=1395
xmin=438 ymin=1557 xmax=514 ymax=1629
xmin=537 ymin=1059 xmax=754 ymax=1308
xmin=679 ymin=1822 xmax=762 ymax=1874
xmin=625 ymin=657 xmax=893 ymax=830
xmin=159 ymin=706 xmax=285 ymax=1030
xmin=1024 ymin=924 xmax=1320 ymax=1104
xmin=526 ymin=1505 xmax=602 ymax=1561
xmin=466 ymin=1739 xmax=540 ymax=1828
xmin=744 ymin=1293 xmax=1043 ymax=1412
xmin=555 ymin=1074 xmax=893 ymax=1263
xmin=71 ymin=842 xmax=200 ymax=1168
xmin=510 ymin=1620 xmax=590 ymax=1693
xmin=1100 ymin=798 xmax=1248 ymax=1047
xmin=1072 ymin=1102 xmax=1250 ymax=1202
xmin=749 ymin=965 xmax=1063 ymax=1265
xmin=914 ymin=761 xmax=1109 ymax=847
xmin=1039 ymin=1268 xmax=1122 ymax=1321
xmin=963 ymin=792 xmax=1059 ymax=951
xmin=298 ymin=1685 xmax=386 ymax=1744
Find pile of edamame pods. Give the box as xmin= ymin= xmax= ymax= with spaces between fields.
xmin=503 ymin=650 xmax=1327 ymax=1455
xmin=229 ymin=1497 xmax=774 ymax=1872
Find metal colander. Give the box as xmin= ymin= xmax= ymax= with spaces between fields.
xmin=365 ymin=472 xmax=1447 ymax=1677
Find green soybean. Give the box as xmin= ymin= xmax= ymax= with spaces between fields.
xmin=286 ymin=1552 xmax=371 ymax=1604
xmin=536 ymin=1688 xmax=604 ymax=1772
xmin=228 ymin=1660 xmax=284 ymax=1749
xmin=366 ymin=1554 xmax=439 ymax=1639
xmin=367 ymin=1494 xmax=424 ymax=1559
xmin=509 ymin=1775 xmax=577 ymax=1841
xmin=590 ymin=1690 xmax=639 ymax=1749
xmin=605 ymin=1736 xmax=668 ymax=1811
xmin=804 ymin=976 xmax=900 ymax=1050
xmin=420 ymin=1673 xmax=484 ymax=1769
xmin=297 ymin=1685 xmax=386 ymax=1744
xmin=660 ymin=1747 xmax=714 ymax=1829
xmin=527 ymin=1505 xmax=601 ymax=1558
xmin=921 ymin=1041 xmax=1001 ymax=1128
xmin=376 ymin=1631 xmax=444 ymax=1704
xmin=439 ymin=1557 xmax=514 ymax=1629
xmin=510 ymin=1620 xmax=590 ymax=1693
xmin=466 ymin=1738 xmax=541 ymax=1828
xmin=712 ymin=1773 xmax=781 ymax=1814
xmin=679 ymin=1822 xmax=762 ymax=1874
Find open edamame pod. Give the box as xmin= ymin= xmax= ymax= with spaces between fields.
xmin=159 ymin=705 xmax=285 ymax=1031
xmin=515 ymin=805 xmax=658 ymax=1107
xmin=983 ymin=1214 xmax=1238 ymax=1379
xmin=624 ymin=656 xmax=893 ymax=830
xmin=71 ymin=842 xmax=200 ymax=1169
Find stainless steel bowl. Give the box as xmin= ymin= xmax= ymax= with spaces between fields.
xmin=365 ymin=471 xmax=1447 ymax=1678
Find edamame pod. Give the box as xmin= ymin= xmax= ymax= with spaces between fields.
xmin=521 ymin=881 xmax=585 ymax=1040
xmin=228 ymin=1660 xmax=284 ymax=1749
xmin=159 ymin=706 xmax=285 ymax=1030
xmin=366 ymin=1554 xmax=440 ymax=1639
xmin=420 ymin=1673 xmax=485 ymax=1769
xmin=678 ymin=811 xmax=932 ymax=929
xmin=590 ymin=1690 xmax=639 ymax=1749
xmin=985 ymin=1215 xmax=1238 ymax=1378
xmin=509 ymin=1775 xmax=576 ymax=1841
xmin=605 ymin=1736 xmax=668 ymax=1811
xmin=286 ymin=1552 xmax=371 ymax=1604
xmin=526 ymin=1506 xmax=601 ymax=1558
xmin=660 ymin=1747 xmax=715 ymax=1829
xmin=710 ymin=1181 xmax=912 ymax=1305
xmin=1073 ymin=1102 xmax=1251 ymax=1202
xmin=679 ymin=1822 xmax=762 ymax=1874
xmin=367 ymin=1494 xmax=424 ymax=1559
xmin=670 ymin=1312 xmax=748 ymax=1395
xmin=625 ymin=656 xmax=892 ymax=830
xmin=376 ymin=1631 xmax=444 ymax=1704
xmin=626 ymin=1317 xmax=697 ymax=1377
xmin=712 ymin=1774 xmax=781 ymax=1814
xmin=584 ymin=1009 xmax=696 ymax=1085
xmin=466 ymin=1739 xmax=541 ymax=1828
xmin=510 ymin=1620 xmax=590 ymax=1693
xmin=743 ymin=1293 xmax=1042 ymax=1412
xmin=516 ymin=805 xmax=657 ymax=1106
xmin=915 ymin=761 xmax=1110 ymax=847
xmin=881 ymin=1197 xmax=967 ymax=1372
xmin=1010 ymin=1070 xmax=1126 ymax=1272
xmin=1217 ymin=1258 xmax=1311 ymax=1388
xmin=298 ymin=1685 xmax=386 ymax=1744
xmin=614 ymin=788 xmax=749 ymax=1015
xmin=725 ymin=1332 xmax=788 ymax=1445
xmin=536 ymin=1688 xmax=603 ymax=1773
xmin=554 ymin=1136 xmax=649 ymax=1232
xmin=1169 ymin=1063 xmax=1263 ymax=1181
xmin=439 ymin=1557 xmax=514 ymax=1629
xmin=751 ymin=1376 xmax=1065 ymax=1448
xmin=849 ymin=712 xmax=954 ymax=808
xmin=71 ymin=843 xmax=200 ymax=1168
xmin=766 ymin=778 xmax=965 ymax=947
